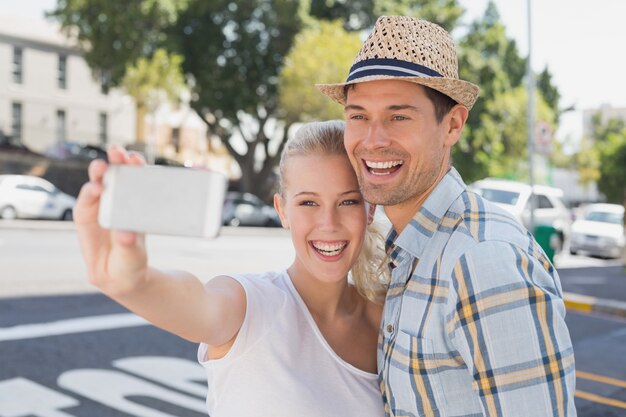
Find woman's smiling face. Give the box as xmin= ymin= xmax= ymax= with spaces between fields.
xmin=275 ymin=153 xmax=368 ymax=284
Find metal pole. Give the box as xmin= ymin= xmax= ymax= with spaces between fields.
xmin=527 ymin=0 xmax=536 ymax=233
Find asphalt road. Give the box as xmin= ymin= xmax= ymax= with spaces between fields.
xmin=1 ymin=221 xmax=625 ymax=416
xmin=1 ymin=293 xmax=625 ymax=416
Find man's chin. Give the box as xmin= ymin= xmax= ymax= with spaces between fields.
xmin=362 ymin=186 xmax=406 ymax=207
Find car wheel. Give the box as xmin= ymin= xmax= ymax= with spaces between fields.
xmin=569 ymin=249 xmax=577 ymax=256
xmin=0 ymin=206 xmax=18 ymax=220
xmin=229 ymin=218 xmax=241 ymax=227
xmin=61 ymin=209 xmax=73 ymax=221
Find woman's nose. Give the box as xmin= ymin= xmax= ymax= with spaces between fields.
xmin=318 ymin=207 xmax=340 ymax=231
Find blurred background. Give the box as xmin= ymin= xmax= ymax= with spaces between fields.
xmin=1 ymin=1 xmax=625 ymax=416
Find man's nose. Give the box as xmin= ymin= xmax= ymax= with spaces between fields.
xmin=362 ymin=121 xmax=391 ymax=148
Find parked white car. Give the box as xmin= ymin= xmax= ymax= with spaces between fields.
xmin=469 ymin=178 xmax=571 ymax=250
xmin=569 ymin=203 xmax=625 ymax=258
xmin=0 ymin=175 xmax=76 ymax=220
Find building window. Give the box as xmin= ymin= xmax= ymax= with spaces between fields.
xmin=100 ymin=71 xmax=110 ymax=95
xmin=12 ymin=102 xmax=23 ymax=143
xmin=58 ymin=55 xmax=67 ymax=89
xmin=171 ymin=127 xmax=181 ymax=152
xmin=56 ymin=110 xmax=66 ymax=142
xmin=13 ymin=47 xmax=23 ymax=84
xmin=99 ymin=113 xmax=108 ymax=145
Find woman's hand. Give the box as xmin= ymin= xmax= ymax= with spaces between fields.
xmin=73 ymin=146 xmax=149 ymax=296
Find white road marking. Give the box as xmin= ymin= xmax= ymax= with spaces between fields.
xmin=0 ymin=313 xmax=149 ymax=341
xmin=0 ymin=378 xmax=79 ymax=416
xmin=58 ymin=369 xmax=206 ymax=416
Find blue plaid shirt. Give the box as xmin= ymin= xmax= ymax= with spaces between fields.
xmin=378 ymin=168 xmax=576 ymax=417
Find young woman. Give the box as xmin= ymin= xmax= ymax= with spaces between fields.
xmin=73 ymin=120 xmax=388 ymax=416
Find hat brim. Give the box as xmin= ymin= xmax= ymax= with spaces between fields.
xmin=317 ymin=75 xmax=480 ymax=110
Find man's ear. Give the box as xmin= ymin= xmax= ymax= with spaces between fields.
xmin=273 ymin=193 xmax=289 ymax=229
xmin=443 ymin=104 xmax=469 ymax=147
xmin=366 ymin=203 xmax=377 ymax=226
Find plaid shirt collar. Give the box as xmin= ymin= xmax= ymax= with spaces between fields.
xmin=385 ymin=167 xmax=466 ymax=270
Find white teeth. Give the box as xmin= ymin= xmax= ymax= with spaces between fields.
xmin=365 ymin=160 xmax=403 ymax=169
xmin=312 ymin=242 xmax=347 ymax=256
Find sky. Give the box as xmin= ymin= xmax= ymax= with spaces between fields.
xmin=5 ymin=0 xmax=626 ymax=145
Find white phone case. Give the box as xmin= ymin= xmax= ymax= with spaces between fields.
xmin=98 ymin=165 xmax=227 ymax=238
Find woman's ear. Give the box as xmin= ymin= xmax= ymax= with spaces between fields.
xmin=366 ymin=203 xmax=377 ymax=225
xmin=273 ymin=193 xmax=289 ymax=230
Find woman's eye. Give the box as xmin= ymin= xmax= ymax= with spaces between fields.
xmin=299 ymin=200 xmax=317 ymax=206
xmin=341 ymin=199 xmax=361 ymax=206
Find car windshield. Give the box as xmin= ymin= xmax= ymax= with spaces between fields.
xmin=584 ymin=210 xmax=623 ymax=225
xmin=475 ymin=188 xmax=520 ymax=205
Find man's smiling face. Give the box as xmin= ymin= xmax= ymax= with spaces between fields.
xmin=344 ymin=79 xmax=455 ymax=211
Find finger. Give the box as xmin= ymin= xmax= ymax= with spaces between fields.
xmin=73 ymin=181 xmax=103 ymax=224
xmin=88 ymin=159 xmax=108 ymax=183
xmin=107 ymin=145 xmax=129 ymax=165
xmin=128 ymin=151 xmax=146 ymax=166
xmin=112 ymin=230 xmax=136 ymax=245
xmin=110 ymin=230 xmax=147 ymax=268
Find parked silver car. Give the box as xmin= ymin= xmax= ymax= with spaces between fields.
xmin=221 ymin=192 xmax=281 ymax=227
xmin=0 ymin=175 xmax=76 ymax=220
xmin=569 ymin=203 xmax=625 ymax=258
xmin=469 ymin=179 xmax=571 ymax=251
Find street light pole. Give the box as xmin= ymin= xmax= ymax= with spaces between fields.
xmin=527 ymin=0 xmax=536 ymax=233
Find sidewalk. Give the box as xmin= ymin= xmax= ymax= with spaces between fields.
xmin=2 ymin=220 xmax=625 ymax=318
xmin=559 ymin=264 xmax=626 ymax=318
xmin=564 ymin=291 xmax=626 ymax=318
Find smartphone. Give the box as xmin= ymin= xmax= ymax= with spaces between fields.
xmin=98 ymin=164 xmax=227 ymax=238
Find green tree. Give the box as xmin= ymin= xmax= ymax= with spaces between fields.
xmin=166 ymin=0 xmax=303 ymax=198
xmin=591 ymin=115 xmax=626 ymax=203
xmin=49 ymin=0 xmax=188 ymax=91
xmin=455 ymin=1 xmax=559 ymax=183
xmin=536 ymin=67 xmax=561 ymax=121
xmin=373 ymin=0 xmax=463 ymax=31
xmin=469 ymin=86 xmax=555 ymax=180
xmin=279 ymin=20 xmax=361 ymax=123
xmin=122 ymin=48 xmax=185 ymax=156
xmin=574 ymin=137 xmax=600 ymax=188
xmin=50 ymin=0 xmax=303 ymax=199
xmin=306 ymin=0 xmax=463 ymax=31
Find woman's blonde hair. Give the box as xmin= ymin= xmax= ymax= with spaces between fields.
xmin=278 ymin=120 xmax=389 ymax=303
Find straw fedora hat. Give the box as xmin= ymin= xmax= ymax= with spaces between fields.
xmin=317 ymin=16 xmax=479 ymax=110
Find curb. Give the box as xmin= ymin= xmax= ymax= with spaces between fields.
xmin=564 ymin=292 xmax=626 ymax=318
xmin=0 ymin=220 xmax=289 ymax=237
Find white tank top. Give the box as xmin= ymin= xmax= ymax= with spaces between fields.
xmin=198 ymin=270 xmax=384 ymax=417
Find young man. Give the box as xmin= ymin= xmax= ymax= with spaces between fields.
xmin=318 ymin=16 xmax=576 ymax=417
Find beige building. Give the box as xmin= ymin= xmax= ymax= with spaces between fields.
xmin=0 ymin=15 xmax=136 ymax=152
xmin=582 ymin=104 xmax=626 ymax=139
xmin=0 ymin=15 xmax=239 ymax=179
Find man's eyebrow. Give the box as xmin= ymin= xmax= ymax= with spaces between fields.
xmin=388 ymin=104 xmax=419 ymax=112
xmin=344 ymin=104 xmax=365 ymax=112
xmin=344 ymin=104 xmax=419 ymax=112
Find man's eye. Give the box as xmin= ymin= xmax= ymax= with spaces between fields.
xmin=392 ymin=115 xmax=408 ymax=121
xmin=349 ymin=114 xmax=365 ymax=120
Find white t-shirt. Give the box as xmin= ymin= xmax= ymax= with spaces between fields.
xmin=198 ymin=270 xmax=385 ymax=417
